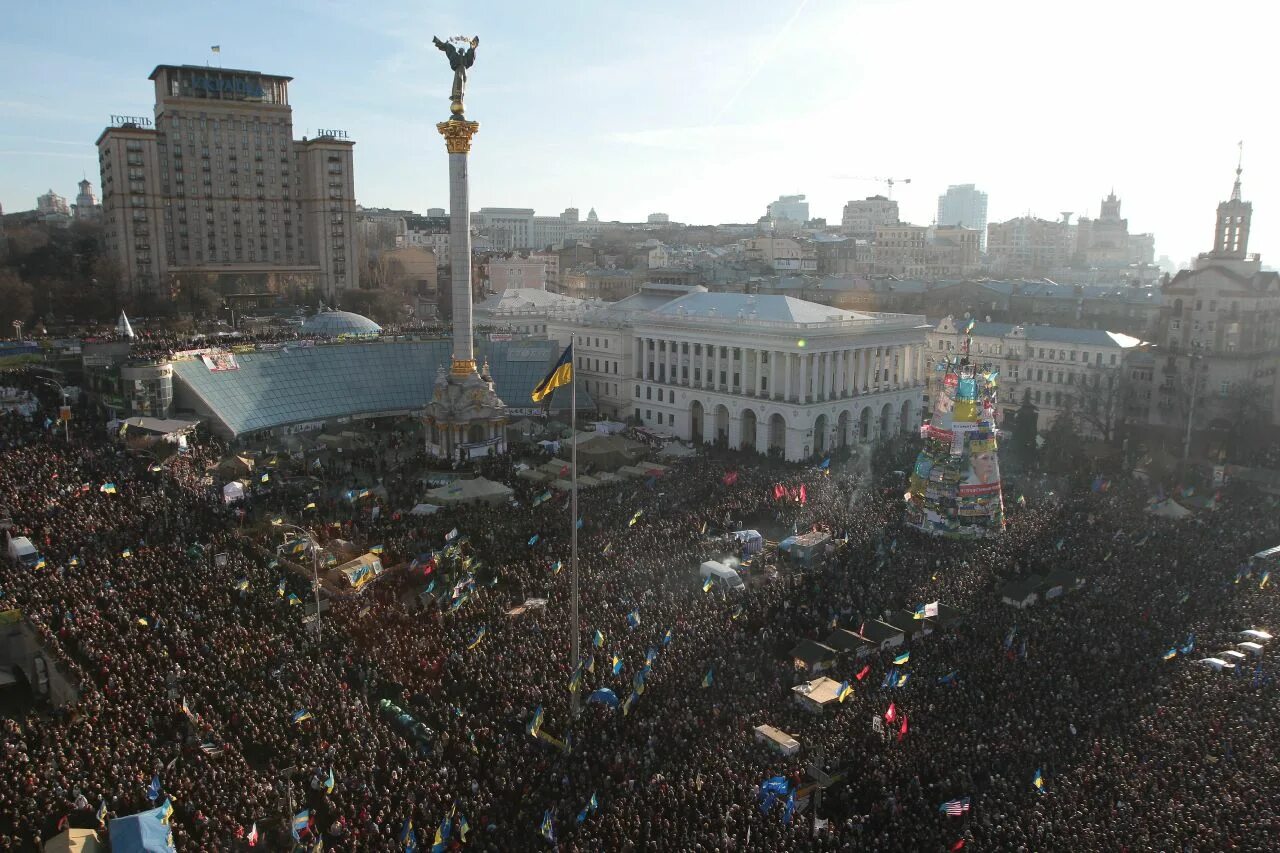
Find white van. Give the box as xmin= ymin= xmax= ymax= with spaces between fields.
xmin=6 ymin=535 xmax=39 ymax=569
xmin=699 ymin=560 xmax=745 ymax=592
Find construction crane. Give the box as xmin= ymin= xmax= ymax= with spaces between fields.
xmin=833 ymin=176 xmax=912 ymax=199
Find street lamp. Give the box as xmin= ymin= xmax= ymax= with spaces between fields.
xmin=1182 ymin=352 xmax=1204 ymax=463
xmin=277 ymin=521 xmax=323 ymax=641
xmin=36 ymin=377 xmax=71 ymax=443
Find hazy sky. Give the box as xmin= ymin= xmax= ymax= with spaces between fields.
xmin=2 ymin=0 xmax=1277 ymax=265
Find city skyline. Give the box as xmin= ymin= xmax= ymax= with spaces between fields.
xmin=1 ymin=0 xmax=1276 ymax=265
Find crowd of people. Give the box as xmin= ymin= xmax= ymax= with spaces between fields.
xmin=0 ymin=367 xmax=1277 ymax=852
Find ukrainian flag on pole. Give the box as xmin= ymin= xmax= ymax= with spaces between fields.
xmin=531 ymin=343 xmax=573 ymax=402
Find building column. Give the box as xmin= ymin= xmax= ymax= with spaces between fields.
xmin=633 ymin=337 xmax=641 ymax=379
xmin=755 ymin=349 xmax=764 ymax=397
xmin=825 ymin=351 xmax=836 ymax=400
xmin=816 ymin=352 xmax=826 ymax=400
xmin=799 ymin=353 xmax=808 ymax=404
xmin=728 ymin=415 xmax=742 ymax=449
xmin=783 ymin=353 xmax=792 ymax=402
xmin=834 ymin=349 xmax=845 ymax=399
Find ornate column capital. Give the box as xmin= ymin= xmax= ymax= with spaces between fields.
xmin=437 ymin=119 xmax=480 ymax=153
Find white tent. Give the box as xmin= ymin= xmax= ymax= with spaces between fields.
xmin=222 ymin=481 xmax=246 ymax=504
xmin=117 ymin=311 xmax=136 ymax=339
xmin=425 ymin=477 xmax=514 ymax=506
xmin=410 ymin=503 xmax=441 ymax=516
xmin=1147 ymin=499 xmax=1192 ymax=519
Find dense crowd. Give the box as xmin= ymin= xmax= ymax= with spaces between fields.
xmin=0 ymin=369 xmax=1278 ymax=852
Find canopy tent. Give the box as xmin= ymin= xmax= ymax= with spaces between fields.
xmin=789 ymin=639 xmax=838 ymax=673
xmin=517 ymin=468 xmax=553 ymax=484
xmin=658 ymin=442 xmax=697 ymax=458
xmin=591 ymin=420 xmax=627 ymax=434
xmin=731 ymin=529 xmax=764 ymax=556
xmin=508 ymin=418 xmax=547 ymax=438
xmin=753 ymin=724 xmax=801 ymax=756
xmin=44 ymin=829 xmax=102 ymax=853
xmin=109 ymin=807 xmax=174 ymax=853
xmin=222 ymin=481 xmax=246 ymax=504
xmin=215 ymin=455 xmax=255 ymax=478
xmin=425 ymin=477 xmax=514 ymax=506
xmin=1147 ymin=499 xmax=1193 ymax=519
xmin=576 ymin=434 xmax=646 ymax=471
xmin=409 ymin=503 xmax=441 ymax=516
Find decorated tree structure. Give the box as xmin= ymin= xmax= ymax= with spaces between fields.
xmin=904 ymin=321 xmax=1005 ymax=537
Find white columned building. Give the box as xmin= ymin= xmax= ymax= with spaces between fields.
xmin=545 ymin=285 xmax=928 ymax=462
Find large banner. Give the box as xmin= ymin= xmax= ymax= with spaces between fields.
xmin=202 ymin=352 xmax=240 ymax=372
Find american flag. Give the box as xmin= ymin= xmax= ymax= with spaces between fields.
xmin=940 ymin=796 xmax=971 ymax=816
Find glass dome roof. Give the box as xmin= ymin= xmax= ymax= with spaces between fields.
xmin=300 ymin=310 xmax=382 ymax=337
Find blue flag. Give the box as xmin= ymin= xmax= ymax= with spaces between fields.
xmin=587 ymin=687 xmax=620 ymax=708
xmin=146 ymin=774 xmax=161 ymax=802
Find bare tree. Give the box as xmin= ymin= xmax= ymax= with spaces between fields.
xmin=1071 ymin=368 xmax=1133 ymax=444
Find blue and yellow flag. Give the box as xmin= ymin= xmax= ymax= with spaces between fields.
xmin=702 ymin=666 xmax=714 ymax=688
xmin=1033 ymin=768 xmax=1045 ymax=792
xmin=593 ymin=629 xmax=605 ymax=648
xmin=468 ymin=626 xmax=486 ymax=649
xmin=893 ymin=651 xmax=910 ymax=665
xmin=371 ymin=544 xmax=384 ymax=555
xmin=611 ymin=655 xmax=623 ymax=675
xmin=526 ymin=705 xmax=545 ymax=738
xmin=291 ymin=709 xmax=313 ymax=724
xmin=325 ymin=767 xmax=335 ymax=794
xmin=837 ymin=680 xmax=853 ymax=702
xmin=531 ymin=343 xmax=573 ymax=403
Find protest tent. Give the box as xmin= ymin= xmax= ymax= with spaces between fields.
xmin=931 ymin=603 xmax=965 ymax=628
xmin=109 ymin=807 xmax=174 ymax=853
xmin=1000 ymin=578 xmax=1041 ymax=609
xmin=1038 ymin=568 xmax=1084 ymax=599
xmin=731 ymin=530 xmax=764 ymax=556
xmin=577 ymin=434 xmax=646 ymax=470
xmin=44 ymin=829 xmax=102 ymax=853
xmin=221 ymin=481 xmax=246 ymax=504
xmin=336 ymin=553 xmax=384 ymax=591
xmin=425 ymin=477 xmax=513 ymax=506
xmin=658 ymin=442 xmax=697 ymax=459
xmin=753 ymin=724 xmax=801 ymax=756
xmin=1147 ymin=499 xmax=1193 ymax=519
xmin=789 ymin=639 xmax=838 ymax=673
xmin=887 ymin=610 xmax=934 ymax=639
xmin=517 ymin=468 xmax=553 ymax=484
xmin=858 ymin=620 xmax=905 ymax=650
xmin=823 ymin=629 xmax=874 ymax=658
xmin=1237 ymin=641 xmax=1264 ymax=657
xmin=409 ymin=503 xmax=441 ymax=516
xmin=792 ymin=676 xmax=844 ymax=714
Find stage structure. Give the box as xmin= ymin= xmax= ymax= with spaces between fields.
xmin=904 ymin=319 xmax=1005 ymax=537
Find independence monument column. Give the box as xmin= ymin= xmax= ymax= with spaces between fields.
xmin=423 ymin=35 xmax=507 ymax=461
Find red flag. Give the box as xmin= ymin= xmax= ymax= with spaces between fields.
xmin=898 ymin=713 xmax=908 ymax=741
xmin=773 ymin=484 xmax=785 ymax=500
xmin=721 ymin=471 xmax=739 ymax=486
xmin=560 ymin=465 xmax=570 ymax=477
xmin=884 ymin=702 xmax=896 ymax=724
xmin=798 ymin=484 xmax=807 ymax=505
xmin=950 ymin=841 xmax=965 ymax=851
xmin=247 ymin=823 xmax=259 ymax=847
xmin=854 ymin=664 xmax=871 ymax=681
xmin=857 ymin=621 xmax=865 ymax=637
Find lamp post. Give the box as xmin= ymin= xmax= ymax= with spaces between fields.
xmin=36 ymin=377 xmax=71 ymax=443
xmin=1182 ymin=353 xmax=1203 ymax=464
xmin=278 ymin=522 xmax=323 ymax=641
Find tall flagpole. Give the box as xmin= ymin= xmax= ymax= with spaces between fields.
xmin=569 ymin=334 xmax=581 ymax=717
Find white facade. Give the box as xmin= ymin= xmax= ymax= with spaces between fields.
xmin=546 ymin=286 xmax=928 ymax=461
xmin=841 ymin=196 xmax=899 ymax=236
xmin=926 ymin=316 xmax=1141 ymax=434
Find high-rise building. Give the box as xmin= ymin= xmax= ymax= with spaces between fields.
xmin=766 ymin=194 xmax=809 ymax=224
xmin=936 ymin=184 xmax=988 ymax=251
xmin=96 ymin=64 xmax=358 ymax=299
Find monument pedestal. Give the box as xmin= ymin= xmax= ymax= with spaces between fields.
xmin=425 ymin=361 xmax=508 ymax=461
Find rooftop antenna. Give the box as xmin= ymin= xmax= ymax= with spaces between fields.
xmin=1232 ymin=140 xmax=1244 ymax=201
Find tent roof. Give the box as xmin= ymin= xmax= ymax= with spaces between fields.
xmin=43 ymin=829 xmax=102 ymax=853
xmin=789 ymin=638 xmax=838 ymax=664
xmin=108 ymin=807 xmax=174 ymax=853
